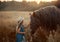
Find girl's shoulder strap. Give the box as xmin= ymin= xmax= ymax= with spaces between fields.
xmin=20 ymin=25 xmax=25 ymax=32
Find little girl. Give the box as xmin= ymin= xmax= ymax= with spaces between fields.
xmin=16 ymin=17 xmax=25 ymax=42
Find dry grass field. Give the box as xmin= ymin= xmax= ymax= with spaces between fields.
xmin=0 ymin=11 xmax=32 ymax=42
xmin=0 ymin=11 xmax=60 ymax=42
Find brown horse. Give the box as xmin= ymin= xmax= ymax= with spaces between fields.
xmin=30 ymin=6 xmax=60 ymax=42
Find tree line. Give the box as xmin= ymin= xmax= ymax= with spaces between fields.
xmin=0 ymin=1 xmax=59 ymax=11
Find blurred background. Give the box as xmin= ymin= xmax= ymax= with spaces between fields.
xmin=0 ymin=0 xmax=60 ymax=11
xmin=0 ymin=0 xmax=60 ymax=42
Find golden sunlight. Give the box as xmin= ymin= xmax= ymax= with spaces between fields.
xmin=0 ymin=0 xmax=57 ymax=4
xmin=26 ymin=0 xmax=56 ymax=4
xmin=14 ymin=0 xmax=22 ymax=2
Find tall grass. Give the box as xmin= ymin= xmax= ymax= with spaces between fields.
xmin=0 ymin=11 xmax=31 ymax=42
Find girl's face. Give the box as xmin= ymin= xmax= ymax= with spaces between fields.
xmin=18 ymin=20 xmax=24 ymax=24
xmin=20 ymin=20 xmax=24 ymax=25
xmin=18 ymin=20 xmax=24 ymax=28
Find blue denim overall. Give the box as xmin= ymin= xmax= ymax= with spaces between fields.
xmin=16 ymin=25 xmax=24 ymax=42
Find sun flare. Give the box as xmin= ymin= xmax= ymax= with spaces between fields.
xmin=26 ymin=0 xmax=56 ymax=4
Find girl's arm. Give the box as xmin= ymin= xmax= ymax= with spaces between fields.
xmin=16 ymin=28 xmax=25 ymax=34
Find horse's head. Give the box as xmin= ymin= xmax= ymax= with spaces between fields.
xmin=30 ymin=11 xmax=41 ymax=35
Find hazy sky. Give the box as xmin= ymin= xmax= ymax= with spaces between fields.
xmin=0 ymin=0 xmax=57 ymax=4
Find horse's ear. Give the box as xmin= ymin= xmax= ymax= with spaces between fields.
xmin=33 ymin=12 xmax=36 ymax=17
